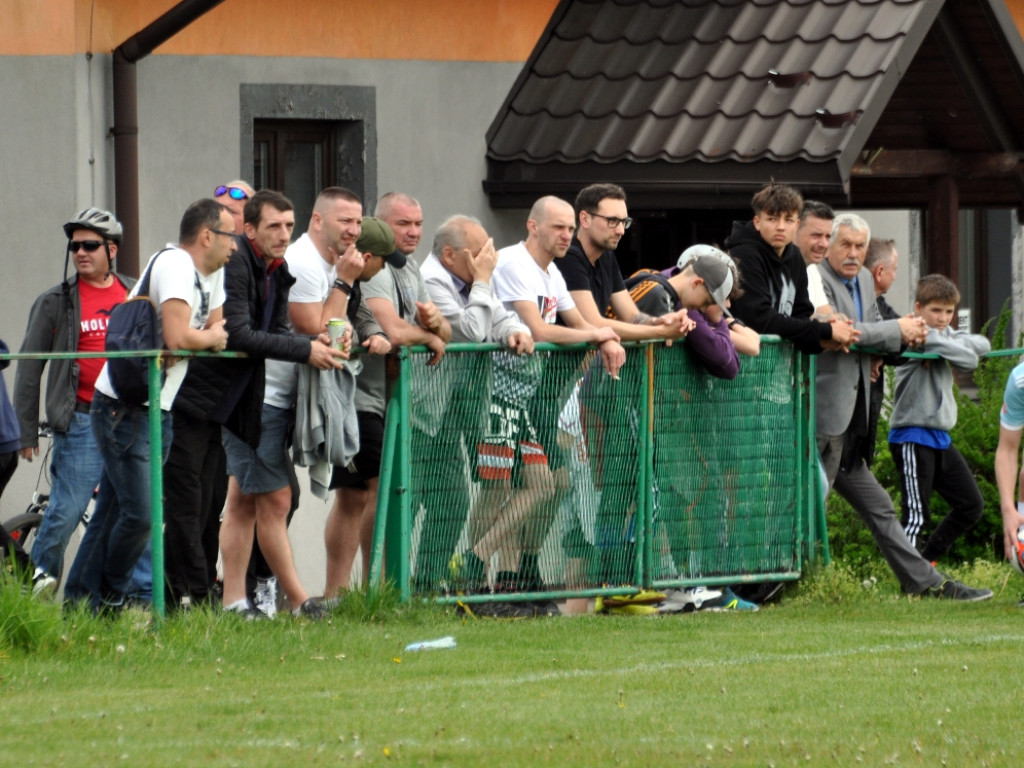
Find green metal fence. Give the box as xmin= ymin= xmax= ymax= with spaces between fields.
xmin=1 ymin=340 xmax=821 ymax=613
xmin=375 ymin=338 xmax=820 ymax=604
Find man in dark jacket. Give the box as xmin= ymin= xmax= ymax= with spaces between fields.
xmin=14 ymin=208 xmax=136 ymax=596
xmin=167 ymin=190 xmax=342 ymax=612
xmin=0 ymin=337 xmax=29 ymax=574
xmin=725 ymin=182 xmax=859 ymax=354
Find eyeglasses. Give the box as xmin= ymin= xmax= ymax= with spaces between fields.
xmin=587 ymin=212 xmax=633 ymax=230
xmin=69 ymin=240 xmax=105 ymax=253
xmin=209 ymin=228 xmax=236 ymax=238
xmin=215 ymin=185 xmax=249 ymax=201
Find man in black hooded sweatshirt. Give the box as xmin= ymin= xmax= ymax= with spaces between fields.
xmin=724 ymin=182 xmax=858 ymax=353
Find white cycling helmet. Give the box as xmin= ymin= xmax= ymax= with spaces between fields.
xmin=63 ymin=207 xmax=123 ymax=244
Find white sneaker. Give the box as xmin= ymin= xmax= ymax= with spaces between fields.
xmin=254 ymin=577 xmax=278 ymax=617
xmin=659 ymin=586 xmax=722 ymax=613
xmin=32 ymin=570 xmax=58 ymax=599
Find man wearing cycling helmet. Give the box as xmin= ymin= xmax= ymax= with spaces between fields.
xmin=13 ymin=208 xmax=135 ymax=597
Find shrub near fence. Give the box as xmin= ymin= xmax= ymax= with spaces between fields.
xmin=376 ymin=338 xmax=819 ymax=603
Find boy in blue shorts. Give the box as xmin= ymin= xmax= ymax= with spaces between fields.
xmin=888 ymin=274 xmax=990 ymax=562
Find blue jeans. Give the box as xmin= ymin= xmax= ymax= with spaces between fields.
xmin=30 ymin=410 xmax=104 ymax=580
xmin=64 ymin=393 xmax=172 ymax=610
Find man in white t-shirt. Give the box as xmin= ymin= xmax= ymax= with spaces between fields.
xmin=451 ymin=196 xmax=622 ymax=606
xmin=64 ymin=198 xmax=232 ymax=614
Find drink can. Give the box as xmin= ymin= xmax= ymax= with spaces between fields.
xmin=327 ymin=318 xmax=348 ymax=351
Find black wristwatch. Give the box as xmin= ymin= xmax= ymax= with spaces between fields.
xmin=728 ymin=318 xmax=745 ymax=330
xmin=333 ymin=279 xmax=354 ymax=296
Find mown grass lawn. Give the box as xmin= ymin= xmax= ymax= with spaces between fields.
xmin=2 ymin=563 xmax=1022 ymax=767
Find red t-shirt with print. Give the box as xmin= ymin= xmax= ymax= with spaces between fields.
xmin=76 ymin=278 xmax=129 ymax=404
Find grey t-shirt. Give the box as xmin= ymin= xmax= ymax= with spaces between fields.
xmin=357 ymin=261 xmax=432 ymax=416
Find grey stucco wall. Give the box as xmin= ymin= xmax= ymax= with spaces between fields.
xmin=134 ymin=55 xmax=529 ymax=257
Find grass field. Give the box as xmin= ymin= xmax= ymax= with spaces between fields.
xmin=1 ymin=562 xmax=1022 ymax=768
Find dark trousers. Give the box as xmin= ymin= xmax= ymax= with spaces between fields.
xmin=891 ymin=442 xmax=983 ymax=562
xmin=0 ymin=450 xmax=30 ymax=573
xmin=411 ymin=422 xmax=472 ymax=588
xmin=163 ymin=411 xmax=225 ymax=607
xmin=819 ymin=433 xmax=941 ymax=594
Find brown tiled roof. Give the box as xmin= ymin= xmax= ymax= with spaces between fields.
xmin=484 ymin=0 xmax=1024 ymax=208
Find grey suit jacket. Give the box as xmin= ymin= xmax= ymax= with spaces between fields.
xmin=814 ymin=260 xmax=904 ymax=436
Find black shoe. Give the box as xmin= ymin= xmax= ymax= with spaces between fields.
xmin=492 ymin=571 xmax=520 ymax=593
xmin=921 ymin=579 xmax=993 ymax=602
xmin=292 ymin=598 xmax=327 ymax=620
xmin=518 ymin=553 xmax=544 ymax=592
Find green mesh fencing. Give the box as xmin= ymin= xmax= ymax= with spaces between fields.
xmin=377 ymin=339 xmax=816 ymax=602
xmin=650 ymin=341 xmax=808 ymax=589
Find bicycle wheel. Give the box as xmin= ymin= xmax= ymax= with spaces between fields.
xmin=2 ymin=512 xmax=43 ymax=563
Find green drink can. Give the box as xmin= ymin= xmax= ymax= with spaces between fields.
xmin=327 ymin=318 xmax=348 ymax=351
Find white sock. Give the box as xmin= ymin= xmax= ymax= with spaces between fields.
xmin=223 ymin=599 xmax=250 ymax=613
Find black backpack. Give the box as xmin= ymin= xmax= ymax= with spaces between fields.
xmin=104 ymin=249 xmax=170 ymax=404
xmin=622 ymin=269 xmax=680 ymax=317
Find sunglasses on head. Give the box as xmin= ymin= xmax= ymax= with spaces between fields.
xmin=215 ymin=185 xmax=249 ymax=201
xmin=69 ymin=240 xmax=105 ymax=253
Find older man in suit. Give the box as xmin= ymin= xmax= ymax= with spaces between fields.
xmin=815 ymin=213 xmax=991 ymax=601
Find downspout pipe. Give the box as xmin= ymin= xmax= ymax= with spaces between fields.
xmin=112 ymin=0 xmax=226 ymax=276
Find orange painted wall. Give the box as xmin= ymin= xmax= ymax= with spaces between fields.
xmin=0 ymin=0 xmax=559 ymax=61
xmin=1006 ymin=0 xmax=1024 ymax=39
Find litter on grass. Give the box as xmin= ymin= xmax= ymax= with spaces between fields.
xmin=404 ymin=636 xmax=457 ymax=651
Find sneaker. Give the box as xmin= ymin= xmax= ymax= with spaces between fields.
xmin=704 ymin=587 xmax=759 ymax=612
xmin=659 ymin=586 xmax=722 ymax=613
xmin=223 ymin=599 xmax=268 ymax=621
xmin=921 ymin=579 xmax=993 ymax=602
xmin=292 ymin=598 xmax=328 ymax=620
xmin=32 ymin=570 xmax=58 ymax=599
xmin=254 ymin=576 xmax=278 ymax=618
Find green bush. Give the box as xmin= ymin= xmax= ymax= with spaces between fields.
xmin=827 ymin=301 xmax=1021 ymax=566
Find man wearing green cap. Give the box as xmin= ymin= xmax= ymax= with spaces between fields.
xmin=321 ymin=213 xmax=407 ymax=597
xmin=324 ymin=192 xmax=451 ymax=597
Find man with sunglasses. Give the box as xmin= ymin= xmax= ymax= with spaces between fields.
xmin=14 ymin=208 xmax=136 ymax=597
xmin=63 ymin=198 xmax=232 ymax=614
xmin=214 ymin=181 xmax=255 ymax=235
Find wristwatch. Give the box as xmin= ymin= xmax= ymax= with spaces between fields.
xmin=728 ymin=318 xmax=745 ymax=330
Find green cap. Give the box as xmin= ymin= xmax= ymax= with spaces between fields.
xmin=357 ymin=217 xmax=406 ymax=268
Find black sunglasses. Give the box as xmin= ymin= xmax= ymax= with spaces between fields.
xmin=69 ymin=240 xmax=105 ymax=253
xmin=215 ymin=185 xmax=249 ymax=201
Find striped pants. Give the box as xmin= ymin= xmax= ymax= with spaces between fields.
xmin=891 ymin=442 xmax=983 ymax=562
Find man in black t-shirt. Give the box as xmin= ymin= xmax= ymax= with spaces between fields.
xmin=559 ymin=183 xmax=695 ymax=344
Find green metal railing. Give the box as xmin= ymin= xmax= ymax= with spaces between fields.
xmin=8 ymin=339 xmax=1013 ymax=616
xmin=0 ymin=348 xmax=243 ymax=621
xmin=372 ymin=338 xmax=821 ymax=604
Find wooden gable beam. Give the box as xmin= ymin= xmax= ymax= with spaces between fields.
xmin=851 ymin=150 xmax=1024 ymax=179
